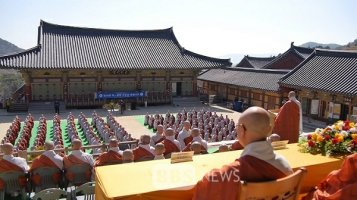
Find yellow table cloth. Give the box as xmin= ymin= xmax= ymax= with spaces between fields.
xmin=95 ymin=143 xmax=344 ymax=200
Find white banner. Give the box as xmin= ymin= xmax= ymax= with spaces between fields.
xmin=310 ymin=99 xmax=319 ymax=115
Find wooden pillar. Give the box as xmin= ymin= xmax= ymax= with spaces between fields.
xmin=22 ymin=71 xmax=32 ymax=103
xmin=62 ymin=71 xmax=68 ymax=103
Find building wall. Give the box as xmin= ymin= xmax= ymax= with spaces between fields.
xmin=22 ymin=69 xmax=197 ymax=106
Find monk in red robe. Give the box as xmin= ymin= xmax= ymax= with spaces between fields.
xmin=182 ymin=128 xmax=208 ymax=153
xmin=29 ymin=141 xmax=63 ymax=187
xmin=193 ymin=107 xmax=293 ymax=200
xmin=306 ymin=153 xmax=357 ymax=200
xmin=161 ymin=128 xmax=181 ymax=158
xmin=132 ymin=135 xmax=154 ymax=162
xmin=178 ymin=121 xmax=192 ymax=150
xmin=63 ymin=139 xmax=94 ymax=182
xmin=95 ymin=138 xmax=122 ymax=166
xmin=273 ymin=91 xmax=302 ymax=143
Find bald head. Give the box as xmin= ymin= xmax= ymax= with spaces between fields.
xmin=109 ymin=138 xmax=119 ymax=148
xmin=154 ymin=143 xmax=165 ymax=155
xmin=191 ymin=142 xmax=201 ymax=155
xmin=219 ymin=144 xmax=229 ymax=152
xmin=288 ymin=91 xmax=296 ymax=98
xmin=44 ymin=141 xmax=55 ymax=151
xmin=140 ymin=135 xmax=151 ymax=145
xmin=237 ymin=107 xmax=271 ymax=146
xmin=183 ymin=121 xmax=191 ymax=130
xmin=72 ymin=139 xmax=82 ymax=150
xmin=157 ymin=125 xmax=164 ymax=134
xmin=164 ymin=128 xmax=175 ymax=137
xmin=122 ymin=149 xmax=134 ymax=163
xmin=1 ymin=143 xmax=14 ymax=155
xmin=191 ymin=128 xmax=200 ymax=137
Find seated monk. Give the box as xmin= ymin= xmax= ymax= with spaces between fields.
xmin=154 ymin=143 xmax=165 ymax=160
xmin=63 ymin=139 xmax=94 ymax=182
xmin=273 ymin=91 xmax=302 ymax=143
xmin=193 ymin=107 xmax=293 ymax=200
xmin=132 ymin=135 xmax=155 ymax=162
xmin=150 ymin=125 xmax=165 ymax=146
xmin=95 ymin=138 xmax=122 ymax=167
xmin=0 ymin=143 xmax=28 ymax=195
xmin=218 ymin=144 xmax=229 ymax=152
xmin=161 ymin=128 xmax=181 ymax=158
xmin=177 ymin=121 xmax=192 ymax=149
xmin=30 ymin=141 xmax=63 ymax=186
xmin=183 ymin=128 xmax=208 ymax=153
xmin=122 ymin=149 xmax=134 ymax=163
xmin=305 ymin=153 xmax=357 ymax=200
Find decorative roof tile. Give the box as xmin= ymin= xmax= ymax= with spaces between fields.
xmin=280 ymin=49 xmax=357 ymax=96
xmin=0 ymin=21 xmax=231 ymax=70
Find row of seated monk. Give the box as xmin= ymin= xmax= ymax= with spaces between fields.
xmin=1 ymin=106 xmax=356 ymax=200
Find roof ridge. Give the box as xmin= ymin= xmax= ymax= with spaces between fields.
xmin=0 ymin=46 xmax=40 ymax=58
xmin=314 ymin=48 xmax=357 ymax=57
xmin=226 ymin=67 xmax=290 ymax=74
xmin=183 ymin=49 xmax=231 ymax=63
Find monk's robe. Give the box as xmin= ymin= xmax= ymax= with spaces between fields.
xmin=30 ymin=155 xmax=61 ymax=185
xmin=162 ymin=139 xmax=180 ymax=156
xmin=183 ymin=135 xmax=193 ymax=146
xmin=273 ymin=100 xmax=300 ymax=143
xmin=63 ymin=155 xmax=91 ymax=183
xmin=133 ymin=147 xmax=154 ymax=162
xmin=231 ymin=140 xmax=244 ymax=151
xmin=310 ymin=153 xmax=357 ymax=200
xmin=193 ymin=155 xmax=286 ymax=200
xmin=95 ymin=151 xmax=122 ymax=167
xmin=0 ymin=159 xmax=27 ymax=189
xmin=154 ymin=136 xmax=165 ymax=145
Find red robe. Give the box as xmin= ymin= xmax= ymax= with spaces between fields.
xmin=273 ymin=100 xmax=300 ymax=143
xmin=193 ymin=155 xmax=286 ymax=200
xmin=63 ymin=155 xmax=91 ymax=182
xmin=309 ymin=153 xmax=357 ymax=200
xmin=162 ymin=139 xmax=180 ymax=156
xmin=30 ymin=155 xmax=61 ymax=185
xmin=0 ymin=159 xmax=27 ymax=189
xmin=133 ymin=147 xmax=154 ymax=162
xmin=183 ymin=135 xmax=193 ymax=146
xmin=182 ymin=142 xmax=207 ymax=153
xmin=95 ymin=151 xmax=122 ymax=167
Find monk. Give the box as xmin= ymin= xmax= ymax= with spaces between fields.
xmin=95 ymin=138 xmax=122 ymax=167
xmin=183 ymin=128 xmax=208 ymax=153
xmin=273 ymin=91 xmax=302 ymax=143
xmin=63 ymin=139 xmax=94 ymax=183
xmin=193 ymin=107 xmax=293 ymax=200
xmin=161 ymin=128 xmax=181 ymax=158
xmin=0 ymin=143 xmax=29 ymax=173
xmin=154 ymin=143 xmax=165 ymax=160
xmin=122 ymin=149 xmax=134 ymax=163
xmin=132 ymin=135 xmax=155 ymax=161
xmin=177 ymin=121 xmax=192 ymax=149
xmin=306 ymin=153 xmax=357 ymax=200
xmin=150 ymin=125 xmax=165 ymax=146
xmin=218 ymin=144 xmax=229 ymax=152
xmin=191 ymin=142 xmax=202 ymax=155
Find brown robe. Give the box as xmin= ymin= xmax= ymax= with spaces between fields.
xmin=273 ymin=100 xmax=300 ymax=143
xmin=182 ymin=142 xmax=207 ymax=154
xmin=307 ymin=153 xmax=357 ymax=200
xmin=162 ymin=139 xmax=180 ymax=156
xmin=63 ymin=155 xmax=91 ymax=182
xmin=192 ymin=155 xmax=286 ymax=200
xmin=95 ymin=150 xmax=122 ymax=167
xmin=184 ymin=135 xmax=193 ymax=146
xmin=30 ymin=155 xmax=61 ymax=185
xmin=133 ymin=147 xmax=154 ymax=162
xmin=0 ymin=159 xmax=27 ymax=189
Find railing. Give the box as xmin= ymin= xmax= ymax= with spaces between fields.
xmin=0 ymin=140 xmax=138 ymax=164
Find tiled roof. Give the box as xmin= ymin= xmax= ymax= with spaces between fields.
xmin=0 ymin=21 xmax=231 ymax=70
xmin=263 ymin=42 xmax=314 ymax=69
xmin=280 ymin=49 xmax=357 ymax=96
xmin=198 ymin=67 xmax=289 ymax=92
xmin=235 ymin=55 xmax=276 ymax=69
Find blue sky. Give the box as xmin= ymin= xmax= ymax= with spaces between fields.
xmin=0 ymin=0 xmax=356 ymax=61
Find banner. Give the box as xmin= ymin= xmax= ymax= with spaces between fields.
xmin=95 ymin=91 xmax=147 ymax=99
xmin=310 ymin=99 xmax=319 ymax=115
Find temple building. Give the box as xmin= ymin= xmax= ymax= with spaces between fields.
xmin=0 ymin=21 xmax=231 ymax=108
xmin=279 ymin=49 xmax=357 ymax=121
xmin=235 ymin=55 xmax=275 ymax=69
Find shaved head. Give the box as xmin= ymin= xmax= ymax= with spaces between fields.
xmin=288 ymin=91 xmax=296 ymax=98
xmin=122 ymin=149 xmax=134 ymax=163
xmin=109 ymin=138 xmax=119 ymax=148
xmin=191 ymin=142 xmax=202 ymax=155
xmin=140 ymin=135 xmax=151 ymax=145
xmin=1 ymin=143 xmax=14 ymax=155
xmin=237 ymin=107 xmax=272 ymax=146
xmin=72 ymin=139 xmax=82 ymax=150
xmin=191 ymin=128 xmax=200 ymax=137
xmin=44 ymin=141 xmax=55 ymax=151
xmin=164 ymin=128 xmax=174 ymax=137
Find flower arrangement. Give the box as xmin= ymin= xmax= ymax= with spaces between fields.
xmin=299 ymin=120 xmax=357 ymax=156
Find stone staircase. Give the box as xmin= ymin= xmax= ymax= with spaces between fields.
xmin=172 ymin=96 xmax=203 ymax=107
xmin=8 ymin=102 xmax=28 ymax=112
xmin=28 ymin=101 xmax=65 ymax=112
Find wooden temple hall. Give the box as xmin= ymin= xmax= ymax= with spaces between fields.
xmin=0 ymin=21 xmax=231 ymax=107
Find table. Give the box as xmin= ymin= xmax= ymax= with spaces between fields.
xmin=95 ymin=143 xmax=344 ymax=200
